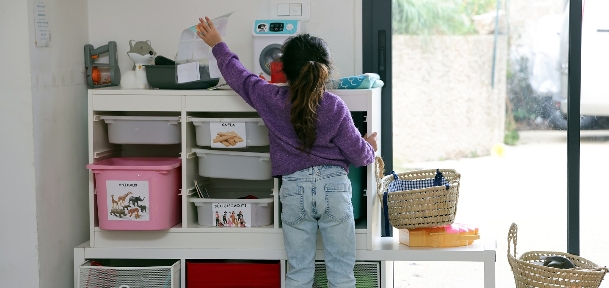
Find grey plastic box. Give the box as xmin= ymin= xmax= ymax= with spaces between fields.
xmin=190 ymin=197 xmax=273 ymax=227
xmin=100 ymin=116 xmax=180 ymax=144
xmin=144 ymin=64 xmax=219 ymax=90
xmin=191 ymin=148 xmax=272 ymax=180
xmin=190 ymin=117 xmax=269 ymax=147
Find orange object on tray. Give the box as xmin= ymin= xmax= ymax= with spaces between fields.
xmin=398 ymin=223 xmax=480 ymax=247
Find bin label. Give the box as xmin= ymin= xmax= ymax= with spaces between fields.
xmin=212 ymin=202 xmax=252 ymax=227
xmin=106 ymin=180 xmax=150 ymax=221
xmin=210 ymin=122 xmax=246 ymax=148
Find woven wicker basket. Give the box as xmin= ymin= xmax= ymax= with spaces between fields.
xmin=508 ymin=223 xmax=608 ymax=288
xmin=375 ymin=157 xmax=460 ymax=230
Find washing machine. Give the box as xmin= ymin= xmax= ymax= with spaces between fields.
xmin=252 ymin=19 xmax=301 ymax=81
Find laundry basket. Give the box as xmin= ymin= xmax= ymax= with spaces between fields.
xmin=507 ymin=223 xmax=608 ymax=288
xmin=376 ymin=157 xmax=460 ymax=230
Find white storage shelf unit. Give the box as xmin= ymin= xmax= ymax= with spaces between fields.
xmin=87 ymin=87 xmax=382 ymax=250
xmin=83 ymin=87 xmax=497 ymax=288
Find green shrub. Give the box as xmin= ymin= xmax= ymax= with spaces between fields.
xmin=392 ymin=0 xmax=498 ymax=35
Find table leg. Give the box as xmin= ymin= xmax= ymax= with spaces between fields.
xmin=484 ymin=236 xmax=497 ymax=288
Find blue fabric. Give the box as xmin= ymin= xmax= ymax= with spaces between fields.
xmin=387 ymin=169 xmax=449 ymax=192
xmin=335 ymin=73 xmax=384 ymax=89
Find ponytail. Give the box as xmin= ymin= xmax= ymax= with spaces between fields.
xmin=279 ymin=33 xmax=333 ymax=152
xmin=290 ymin=61 xmax=330 ymax=152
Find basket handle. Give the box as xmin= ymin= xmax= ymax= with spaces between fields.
xmin=375 ymin=156 xmax=385 ymax=190
xmin=507 ymin=222 xmax=518 ymax=258
xmin=375 ymin=156 xmax=385 ymax=205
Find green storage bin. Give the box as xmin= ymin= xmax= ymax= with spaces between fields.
xmin=348 ymin=164 xmax=366 ymax=220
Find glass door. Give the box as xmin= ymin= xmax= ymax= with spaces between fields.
xmin=365 ymin=0 xmax=579 ymax=286
xmin=578 ymin=0 xmax=609 ymax=279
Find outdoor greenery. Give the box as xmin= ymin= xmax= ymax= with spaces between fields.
xmin=392 ymin=0 xmax=498 ymax=35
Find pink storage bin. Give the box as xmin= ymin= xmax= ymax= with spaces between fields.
xmin=86 ymin=157 xmax=182 ymax=230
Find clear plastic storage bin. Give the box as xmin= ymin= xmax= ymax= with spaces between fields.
xmin=190 ymin=197 xmax=273 ymax=227
xmin=100 ymin=115 xmax=181 ymax=144
xmin=191 ymin=148 xmax=272 ymax=180
xmin=190 ymin=117 xmax=269 ymax=148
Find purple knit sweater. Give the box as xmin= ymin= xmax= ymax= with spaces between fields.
xmin=212 ymin=42 xmax=375 ymax=177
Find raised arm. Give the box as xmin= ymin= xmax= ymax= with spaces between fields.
xmin=197 ymin=16 xmax=275 ymax=108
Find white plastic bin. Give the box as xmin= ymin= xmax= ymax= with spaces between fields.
xmin=192 ymin=148 xmax=272 ymax=180
xmin=78 ymin=260 xmax=181 ymax=288
xmin=190 ymin=117 xmax=269 ymax=148
xmin=100 ymin=115 xmax=180 ymax=144
xmin=190 ymin=197 xmax=273 ymax=227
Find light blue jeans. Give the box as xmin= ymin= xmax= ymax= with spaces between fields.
xmin=280 ymin=165 xmax=356 ymax=288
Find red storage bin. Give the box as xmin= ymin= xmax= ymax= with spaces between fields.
xmin=187 ymin=260 xmax=280 ymax=288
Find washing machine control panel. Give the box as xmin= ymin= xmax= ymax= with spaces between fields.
xmin=253 ymin=19 xmax=300 ymax=35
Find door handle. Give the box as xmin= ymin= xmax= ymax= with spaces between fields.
xmin=378 ymin=30 xmax=386 ymax=80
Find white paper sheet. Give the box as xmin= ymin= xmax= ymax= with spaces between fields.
xmin=211 ymin=12 xmax=234 ymax=37
xmin=206 ymin=12 xmax=234 ymax=78
xmin=177 ymin=11 xmax=234 ymax=63
xmin=34 ymin=1 xmax=50 ymax=47
xmin=176 ymin=29 xmax=196 ymax=62
xmin=208 ymin=57 xmax=221 ymax=79
xmin=177 ymin=61 xmax=200 ymax=83
xmin=175 ymin=12 xmax=234 ymax=80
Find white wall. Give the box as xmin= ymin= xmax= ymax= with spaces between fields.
xmin=2 ymin=1 xmax=362 ymax=287
xmin=0 ymin=1 xmax=40 ymax=287
xmin=87 ymin=0 xmax=362 ymax=78
xmin=0 ymin=0 xmax=90 ymax=287
xmin=28 ymin=0 xmax=91 ymax=287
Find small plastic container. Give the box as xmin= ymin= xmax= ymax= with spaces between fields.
xmin=398 ymin=223 xmax=480 ymax=247
xmin=99 ymin=115 xmax=181 ymax=144
xmin=191 ymin=148 xmax=272 ymax=180
xmin=190 ymin=198 xmax=273 ymax=227
xmin=190 ymin=117 xmax=269 ymax=148
xmin=86 ymin=157 xmax=182 ymax=230
xmin=90 ymin=66 xmax=113 ymax=86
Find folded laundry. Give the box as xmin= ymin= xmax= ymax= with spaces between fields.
xmin=335 ymin=72 xmax=384 ymax=89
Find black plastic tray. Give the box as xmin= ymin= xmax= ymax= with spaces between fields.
xmin=144 ymin=65 xmax=220 ymax=90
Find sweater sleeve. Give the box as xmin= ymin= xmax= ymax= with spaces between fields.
xmin=211 ymin=42 xmax=275 ymax=109
xmin=332 ymin=106 xmax=376 ymax=168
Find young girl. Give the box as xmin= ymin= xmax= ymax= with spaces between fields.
xmin=197 ymin=17 xmax=377 ymax=287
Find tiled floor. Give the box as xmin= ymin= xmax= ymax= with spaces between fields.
xmin=391 ymin=131 xmax=609 ymax=288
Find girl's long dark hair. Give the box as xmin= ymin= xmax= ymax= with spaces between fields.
xmin=280 ymin=34 xmax=332 ymax=152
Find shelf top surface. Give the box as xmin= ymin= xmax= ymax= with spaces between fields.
xmin=79 ymin=234 xmax=496 ymax=262
xmin=89 ymin=86 xmax=381 ymax=97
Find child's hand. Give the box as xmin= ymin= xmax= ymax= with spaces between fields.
xmin=364 ymin=132 xmax=378 ymax=152
xmin=197 ymin=16 xmax=223 ymax=48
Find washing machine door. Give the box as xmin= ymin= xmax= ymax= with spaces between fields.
xmin=259 ymin=43 xmax=282 ymax=76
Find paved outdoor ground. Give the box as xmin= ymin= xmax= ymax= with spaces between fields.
xmin=392 ymin=130 xmax=609 ymax=287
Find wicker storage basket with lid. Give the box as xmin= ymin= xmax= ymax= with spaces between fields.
xmin=508 ymin=223 xmax=608 ymax=288
xmin=375 ymin=157 xmax=460 ymax=230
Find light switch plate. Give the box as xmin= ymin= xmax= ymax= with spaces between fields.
xmin=277 ymin=3 xmax=290 ymax=16
xmin=289 ymin=3 xmax=302 ymax=16
xmin=269 ymin=0 xmax=310 ymax=21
